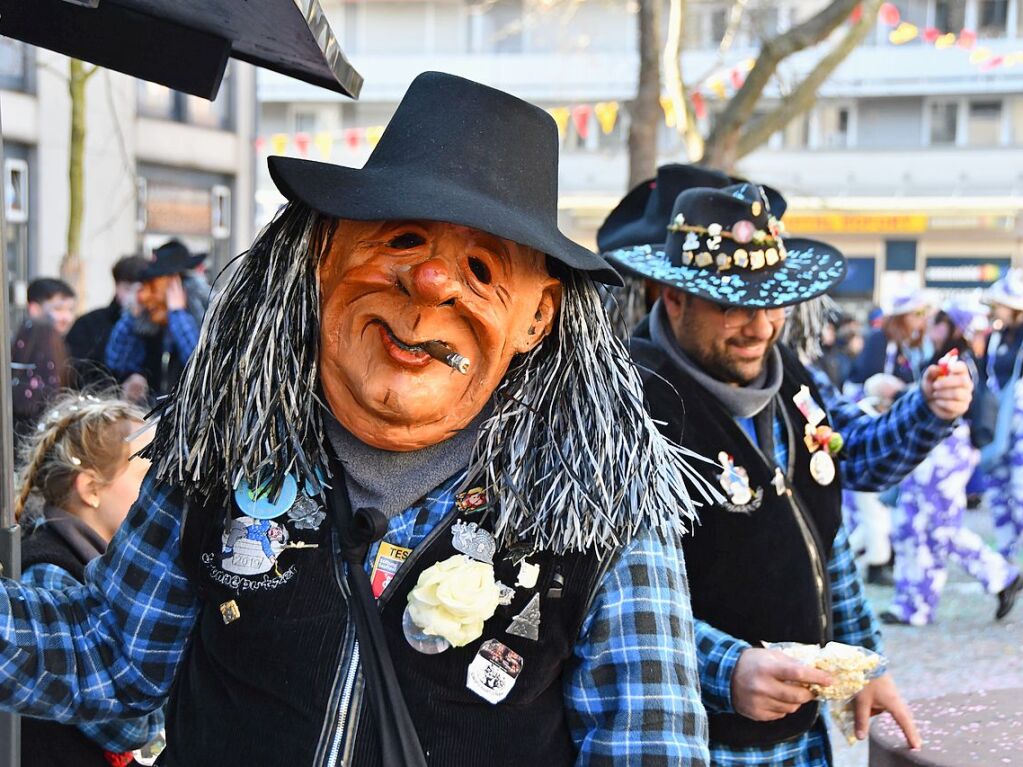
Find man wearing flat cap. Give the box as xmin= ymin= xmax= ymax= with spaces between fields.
xmin=601 ymin=176 xmax=974 ymax=766
xmin=0 ymin=73 xmax=712 ymax=766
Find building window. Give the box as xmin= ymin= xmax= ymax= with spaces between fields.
xmin=293 ymin=110 xmax=318 ymax=135
xmin=928 ymin=101 xmax=958 ymax=144
xmin=818 ymin=105 xmax=851 ymax=148
xmin=0 ymin=38 xmax=30 ymax=91
xmin=933 ymin=0 xmax=966 ymax=31
xmin=710 ymin=7 xmax=729 ymax=45
xmin=967 ymin=100 xmax=1002 ymax=145
xmin=977 ymin=0 xmax=1009 ymax=36
xmin=136 ymin=64 xmax=233 ymax=129
xmin=784 ymin=113 xmax=810 ymax=149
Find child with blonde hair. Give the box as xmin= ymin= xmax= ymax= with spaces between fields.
xmin=15 ymin=393 xmax=163 ymax=767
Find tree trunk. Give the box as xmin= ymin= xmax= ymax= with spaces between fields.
xmin=627 ymin=0 xmax=662 ymax=188
xmin=663 ymin=0 xmax=705 ymax=161
xmin=63 ymin=59 xmax=92 ymax=300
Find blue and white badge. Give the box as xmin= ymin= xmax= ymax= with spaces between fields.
xmin=234 ymin=475 xmax=299 ymax=520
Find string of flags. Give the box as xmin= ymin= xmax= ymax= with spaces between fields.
xmin=869 ymin=2 xmax=1023 ymax=70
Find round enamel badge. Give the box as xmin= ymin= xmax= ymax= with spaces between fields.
xmin=809 ymin=451 xmax=836 ymax=486
xmin=234 ymin=474 xmax=299 ymax=519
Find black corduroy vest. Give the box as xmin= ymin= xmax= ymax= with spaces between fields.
xmin=631 ymin=331 xmax=842 ymax=748
xmin=166 ymin=478 xmax=611 ymax=766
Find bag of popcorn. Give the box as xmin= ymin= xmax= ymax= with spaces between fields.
xmin=765 ymin=640 xmax=888 ymax=744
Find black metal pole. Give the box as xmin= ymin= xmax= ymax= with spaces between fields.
xmin=0 ymin=85 xmax=24 ymax=767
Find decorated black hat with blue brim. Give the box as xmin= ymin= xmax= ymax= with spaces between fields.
xmin=604 ymin=183 xmax=846 ymax=309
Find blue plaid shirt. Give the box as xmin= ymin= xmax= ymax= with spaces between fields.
xmin=105 ymin=308 xmax=200 ymax=378
xmin=2 ymin=472 xmax=709 ymax=765
xmin=703 ymin=368 xmax=949 ymax=766
xmin=19 ymin=563 xmax=165 ymax=753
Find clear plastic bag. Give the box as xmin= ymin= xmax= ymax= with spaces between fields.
xmin=765 ymin=640 xmax=888 ymax=744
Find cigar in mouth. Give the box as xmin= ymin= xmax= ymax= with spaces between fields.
xmin=421 ymin=340 xmax=471 ymax=374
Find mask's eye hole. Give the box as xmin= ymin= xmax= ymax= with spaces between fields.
xmin=388 ymin=233 xmax=425 ymax=249
xmin=468 ymin=257 xmax=492 ymax=285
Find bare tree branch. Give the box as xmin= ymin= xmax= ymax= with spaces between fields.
xmin=703 ymin=0 xmax=863 ymax=169
xmin=736 ymin=0 xmax=882 ymax=160
xmin=663 ymin=0 xmax=704 ymax=160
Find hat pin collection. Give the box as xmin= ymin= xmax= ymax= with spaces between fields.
xmin=793 ymin=386 xmax=844 ymax=486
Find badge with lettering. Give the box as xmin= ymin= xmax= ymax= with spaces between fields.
xmin=792 ymin=385 xmax=826 ymax=429
xmin=220 ymin=515 xmax=318 ymax=577
xmin=451 ymin=520 xmax=496 ymax=564
xmin=717 ymin=451 xmax=764 ymax=513
xmin=234 ymin=475 xmax=298 ymax=520
xmin=370 ymin=541 xmax=412 ymax=598
xmin=466 ymin=639 xmax=524 ymax=705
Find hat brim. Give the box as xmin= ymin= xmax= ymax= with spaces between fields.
xmin=269 ymin=157 xmax=622 ymax=287
xmin=984 ymin=290 xmax=1023 ymax=312
xmin=140 ymin=253 xmax=206 ymax=281
xmin=603 ymin=237 xmax=847 ymax=309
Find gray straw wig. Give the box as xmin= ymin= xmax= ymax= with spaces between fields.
xmin=147 ymin=202 xmax=717 ymax=553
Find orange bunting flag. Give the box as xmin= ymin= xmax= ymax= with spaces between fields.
xmin=594 ymin=101 xmax=619 ymax=134
xmin=547 ymin=107 xmax=571 ymax=139
xmin=692 ymin=91 xmax=707 ymax=120
xmin=314 ymin=131 xmax=333 ymax=160
xmin=659 ymin=96 xmax=677 ymax=128
xmin=935 ymin=32 xmax=957 ymax=48
xmin=571 ymin=104 xmax=593 ymax=140
xmin=957 ymin=29 xmax=977 ymax=49
xmin=270 ymin=133 xmax=289 ymax=155
xmin=889 ymin=22 xmax=918 ymax=44
xmin=709 ymin=79 xmax=727 ymax=100
xmin=922 ymin=26 xmax=941 ymax=42
xmin=293 ymin=132 xmax=311 ymax=157
xmin=366 ymin=126 xmax=385 ymax=147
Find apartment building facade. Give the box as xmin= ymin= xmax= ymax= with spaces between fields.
xmin=1 ymin=39 xmax=256 ymax=313
xmin=256 ymin=0 xmax=1023 ymax=310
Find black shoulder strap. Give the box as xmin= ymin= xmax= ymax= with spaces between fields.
xmin=324 ymin=460 xmax=428 ymax=767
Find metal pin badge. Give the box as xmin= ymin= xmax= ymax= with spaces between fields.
xmin=219 ymin=600 xmax=241 ymax=625
xmin=507 ymin=593 xmax=541 ymax=641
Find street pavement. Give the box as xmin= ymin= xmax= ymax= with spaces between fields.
xmin=832 ymin=508 xmax=1023 ymax=767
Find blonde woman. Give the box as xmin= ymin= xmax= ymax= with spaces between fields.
xmin=15 ymin=393 xmax=162 ymax=767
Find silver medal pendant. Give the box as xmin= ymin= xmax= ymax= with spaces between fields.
xmin=506 ymin=593 xmax=542 ymax=641
xmin=810 ymin=451 xmax=836 ymax=486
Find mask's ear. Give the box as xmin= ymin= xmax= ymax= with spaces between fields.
xmin=512 ymin=275 xmax=562 ymax=355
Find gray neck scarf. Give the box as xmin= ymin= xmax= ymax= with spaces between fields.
xmin=649 ymin=298 xmax=783 ymax=419
xmin=324 ymin=406 xmax=488 ymax=520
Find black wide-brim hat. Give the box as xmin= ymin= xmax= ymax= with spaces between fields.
xmin=141 ymin=239 xmax=206 ymax=280
xmin=269 ymin=71 xmax=621 ymax=286
xmin=597 ymin=163 xmax=788 ymax=254
xmin=606 ymin=183 xmax=846 ymax=309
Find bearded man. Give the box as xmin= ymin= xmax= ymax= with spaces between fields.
xmin=0 ymin=73 xmax=712 ymax=766
xmin=601 ymin=180 xmax=974 ymax=766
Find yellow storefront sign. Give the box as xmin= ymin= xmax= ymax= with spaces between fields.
xmin=785 ymin=213 xmax=929 ymax=235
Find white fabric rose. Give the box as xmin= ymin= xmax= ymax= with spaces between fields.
xmin=406 ymin=554 xmax=501 ymax=647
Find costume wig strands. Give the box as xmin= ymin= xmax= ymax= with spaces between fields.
xmin=467 ymin=269 xmax=721 ymax=555
xmin=145 ymin=202 xmax=331 ymax=500
xmin=600 ymin=275 xmax=649 ymax=343
xmin=783 ymin=295 xmax=839 ymax=365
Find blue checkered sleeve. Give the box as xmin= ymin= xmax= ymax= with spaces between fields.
xmin=19 ymin=564 xmax=166 ymax=752
xmin=104 ymin=311 xmax=146 ymax=378
xmin=565 ymin=527 xmax=710 ymax=765
xmin=828 ymin=522 xmax=882 ymax=653
xmin=692 ymin=619 xmax=749 ymax=715
xmin=0 ymin=474 xmax=199 ymax=724
xmin=166 ymin=309 xmax=200 ymax=363
xmin=810 ymin=366 xmax=952 ymax=491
